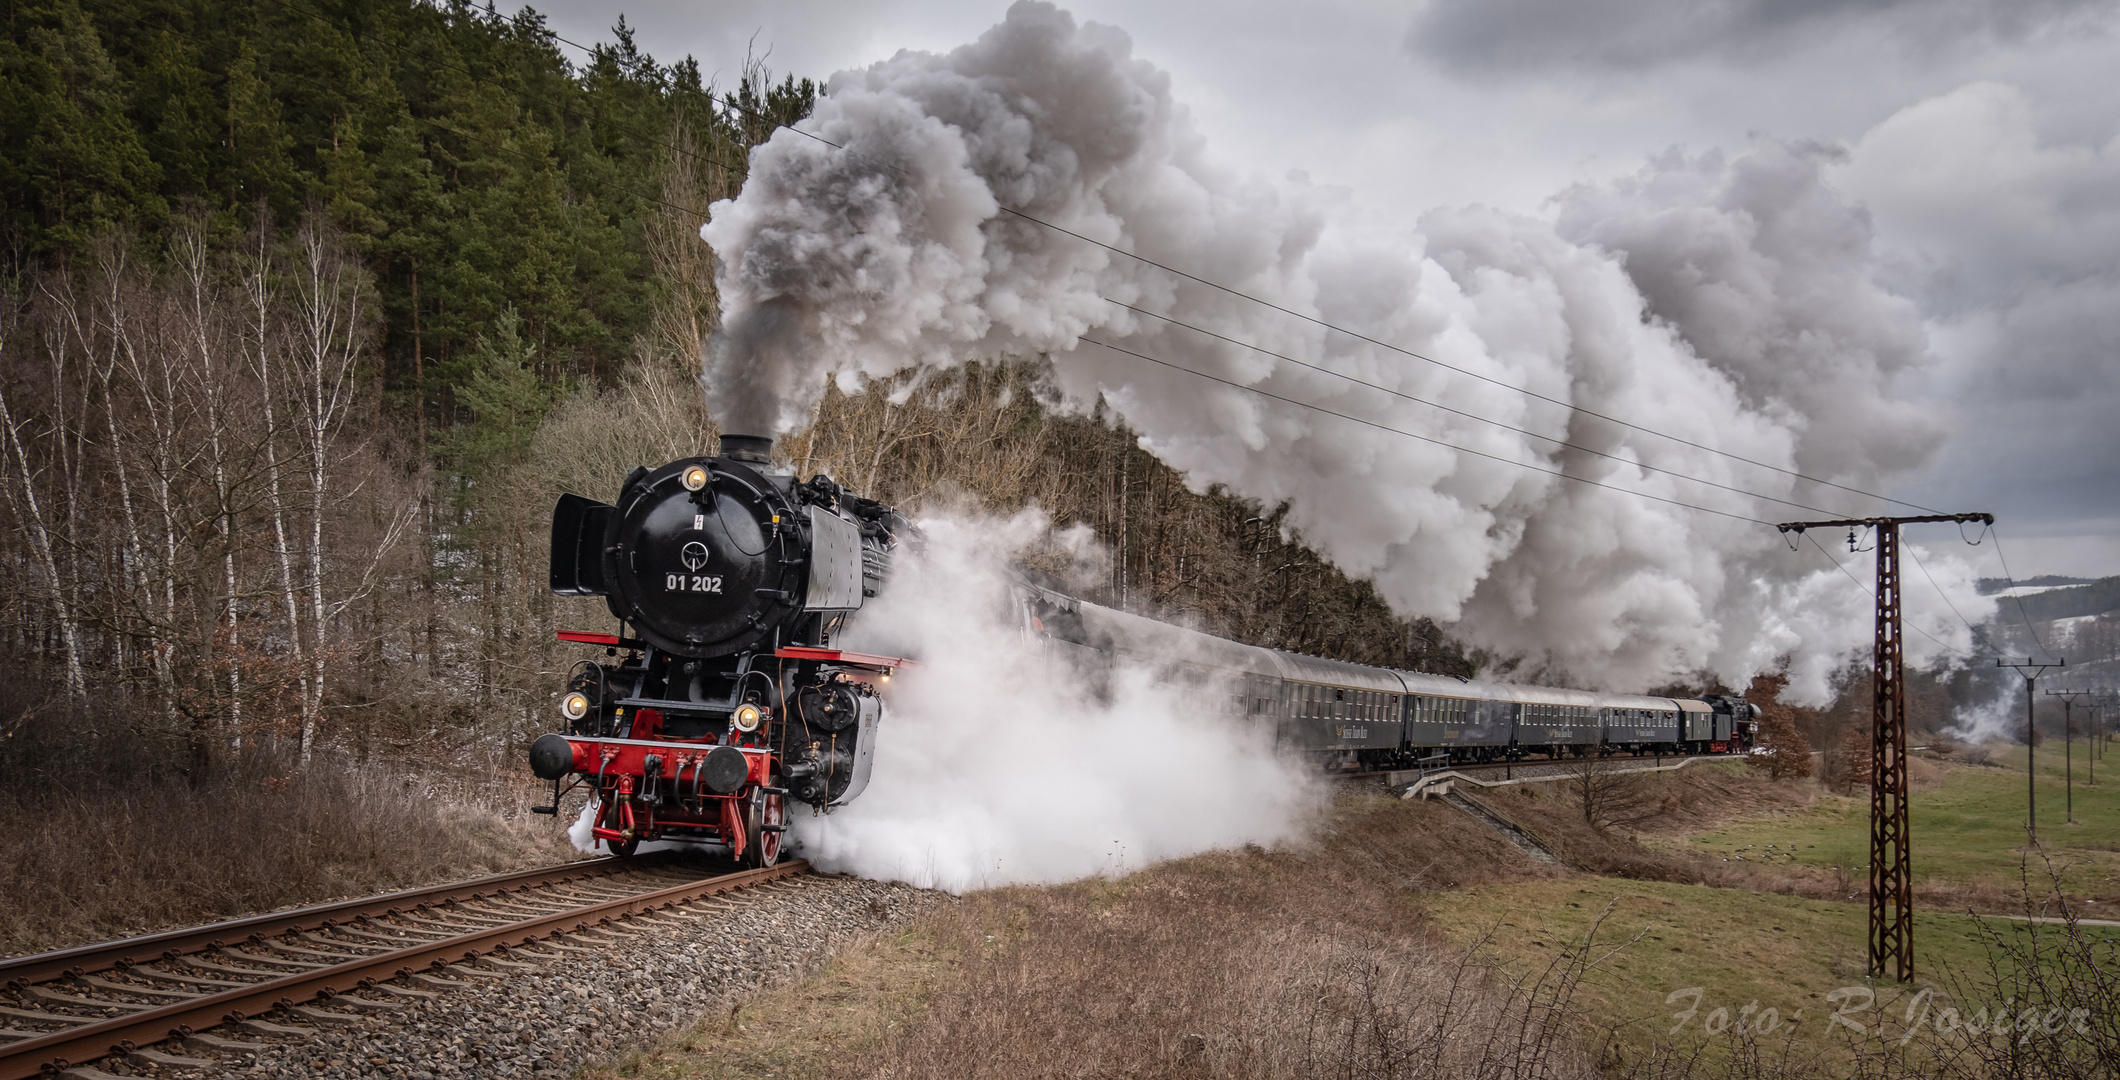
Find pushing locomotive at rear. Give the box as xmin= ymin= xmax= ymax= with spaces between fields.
xmin=528 ymin=435 xmax=912 ymax=864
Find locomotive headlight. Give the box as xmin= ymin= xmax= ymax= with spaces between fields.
xmin=560 ymin=691 xmax=591 ymax=721
xmin=732 ymin=702 xmax=766 ymax=732
xmin=680 ymin=464 xmax=709 ymax=491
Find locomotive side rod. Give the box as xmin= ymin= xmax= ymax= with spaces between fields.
xmin=0 ymin=859 xmax=807 ymax=1080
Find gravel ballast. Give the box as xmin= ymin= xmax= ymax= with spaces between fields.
xmin=79 ymin=871 xmax=939 ymax=1080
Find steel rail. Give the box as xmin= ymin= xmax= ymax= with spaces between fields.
xmin=0 ymin=854 xmax=689 ymax=986
xmin=0 ymin=859 xmax=806 ymax=1080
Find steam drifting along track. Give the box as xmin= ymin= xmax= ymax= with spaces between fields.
xmin=0 ymin=854 xmax=805 ymax=1079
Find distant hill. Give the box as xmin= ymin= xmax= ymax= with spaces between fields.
xmin=1977 ymin=575 xmax=2096 ymax=595
xmin=1988 ymin=577 xmax=2120 ymax=622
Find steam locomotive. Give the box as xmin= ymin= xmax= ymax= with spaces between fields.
xmin=528 ymin=435 xmax=912 ymax=864
xmin=526 ymin=437 xmax=1755 ymax=863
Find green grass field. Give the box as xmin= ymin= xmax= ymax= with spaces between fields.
xmin=1684 ymin=747 xmax=2120 ymax=903
xmin=1425 ymin=879 xmax=2120 ymax=1051
xmin=1423 ymin=748 xmax=2120 ymax=1066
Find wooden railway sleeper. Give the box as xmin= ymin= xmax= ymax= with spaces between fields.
xmin=313 ymin=993 xmax=405 ymax=1013
xmin=365 ymin=982 xmax=438 ymax=1000
xmin=262 ymin=939 xmax=371 ymax=962
xmin=296 ymin=930 xmax=397 ymax=953
xmin=22 ymin=986 xmax=153 ymax=1013
xmin=402 ymin=972 xmax=472 ymax=990
xmin=178 ymin=955 xmax=310 ymax=979
xmin=235 ymin=1017 xmax=315 ymax=1036
xmin=182 ymin=1032 xmax=267 ymax=1057
xmin=112 ymin=965 xmax=246 ymax=989
xmin=0 ymin=1003 xmax=97 ymax=1025
xmin=216 ymin=946 xmax=324 ymax=971
xmin=323 ymin=924 xmax=453 ymax=946
xmin=286 ymin=1004 xmax=364 ymax=1025
xmin=72 ymin=975 xmax=191 ymax=1001
xmin=127 ymin=1046 xmax=214 ymax=1068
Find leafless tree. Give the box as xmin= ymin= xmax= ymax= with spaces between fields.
xmin=1562 ymin=757 xmax=1665 ymax=831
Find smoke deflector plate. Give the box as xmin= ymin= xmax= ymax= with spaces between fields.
xmin=804 ymin=506 xmax=864 ymax=611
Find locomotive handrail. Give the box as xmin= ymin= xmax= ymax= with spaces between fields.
xmin=773 ymin=646 xmax=917 ymax=669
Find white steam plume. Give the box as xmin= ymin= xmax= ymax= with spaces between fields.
xmin=794 ymin=508 xmax=1323 ymax=891
xmin=702 ymin=1 xmax=1994 ymax=701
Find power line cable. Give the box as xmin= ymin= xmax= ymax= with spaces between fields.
xmin=1801 ymin=532 xmax=1968 ymax=659
xmin=1989 ymin=528 xmax=2057 ymax=660
xmin=292 ymin=2 xmax=1943 ymax=525
xmin=1106 ymin=295 xmax=1857 ymax=520
xmin=637 ymin=70 xmax=1943 ymax=519
xmin=1902 ymin=542 xmax=1984 ymax=641
xmin=1077 ymin=334 xmax=1776 ymax=527
xmin=156 ymin=0 xmax=1941 ymax=532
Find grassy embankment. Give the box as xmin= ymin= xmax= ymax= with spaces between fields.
xmin=577 ymin=750 xmax=2119 ymax=1078
xmin=0 ymin=743 xmax=579 ymax=957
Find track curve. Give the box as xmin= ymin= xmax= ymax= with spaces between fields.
xmin=0 ymin=855 xmax=805 ymax=1079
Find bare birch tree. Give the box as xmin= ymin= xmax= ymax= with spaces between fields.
xmin=0 ymin=281 xmax=87 ymax=697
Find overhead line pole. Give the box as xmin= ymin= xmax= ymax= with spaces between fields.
xmin=2045 ymin=688 xmax=2091 ymax=824
xmin=1777 ymin=512 xmax=1993 ymax=984
xmin=1999 ymin=659 xmax=2064 ymax=846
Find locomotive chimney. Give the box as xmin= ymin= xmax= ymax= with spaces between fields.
xmin=719 ymin=434 xmax=773 ymax=464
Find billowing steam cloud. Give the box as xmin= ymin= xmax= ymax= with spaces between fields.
xmin=793 ymin=509 xmax=1322 ymax=891
xmin=702 ymin=0 xmax=1994 ymax=701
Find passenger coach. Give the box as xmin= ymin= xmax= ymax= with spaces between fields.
xmin=1023 ymin=584 xmax=1758 ymax=768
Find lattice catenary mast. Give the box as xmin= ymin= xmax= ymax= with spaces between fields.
xmin=1777 ymin=512 xmax=1993 ymax=983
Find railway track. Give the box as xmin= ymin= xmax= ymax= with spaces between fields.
xmin=1334 ymin=749 xmax=1740 ymax=790
xmin=0 ymin=854 xmax=806 ymax=1079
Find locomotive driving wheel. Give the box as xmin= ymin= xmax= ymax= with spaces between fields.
xmin=744 ymin=784 xmax=785 ymax=868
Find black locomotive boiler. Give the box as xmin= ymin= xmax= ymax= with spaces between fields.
xmin=529 ymin=435 xmax=912 ymax=862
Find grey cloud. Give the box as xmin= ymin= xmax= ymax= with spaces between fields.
xmin=1404 ymin=0 xmax=2101 ymax=72
xmin=1835 ymin=82 xmax=2120 ymax=542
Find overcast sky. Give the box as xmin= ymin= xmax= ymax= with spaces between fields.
xmin=538 ymin=0 xmax=2120 ymax=581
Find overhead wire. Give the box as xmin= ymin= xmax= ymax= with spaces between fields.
xmin=1903 ymin=542 xmax=1985 ymax=641
xmin=533 ymin=26 xmax=1950 ymax=520
xmin=1988 ymin=528 xmax=2058 ymax=661
xmin=141 ymin=2 xmax=1951 ymax=540
xmin=105 ymin=0 xmax=1814 ymax=533
xmin=320 ymin=3 xmax=1946 ymax=533
xmin=1105 ymin=296 xmax=1854 ymax=519
xmin=1077 ymin=334 xmax=1777 ymax=527
xmin=1800 ymin=533 xmax=1970 ymax=659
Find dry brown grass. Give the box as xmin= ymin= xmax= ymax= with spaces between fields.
xmin=0 ymin=708 xmax=575 ymax=956
xmin=591 ymin=793 xmax=1613 ymax=1080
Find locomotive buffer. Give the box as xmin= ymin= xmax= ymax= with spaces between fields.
xmin=1777 ymin=512 xmax=1993 ymax=983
